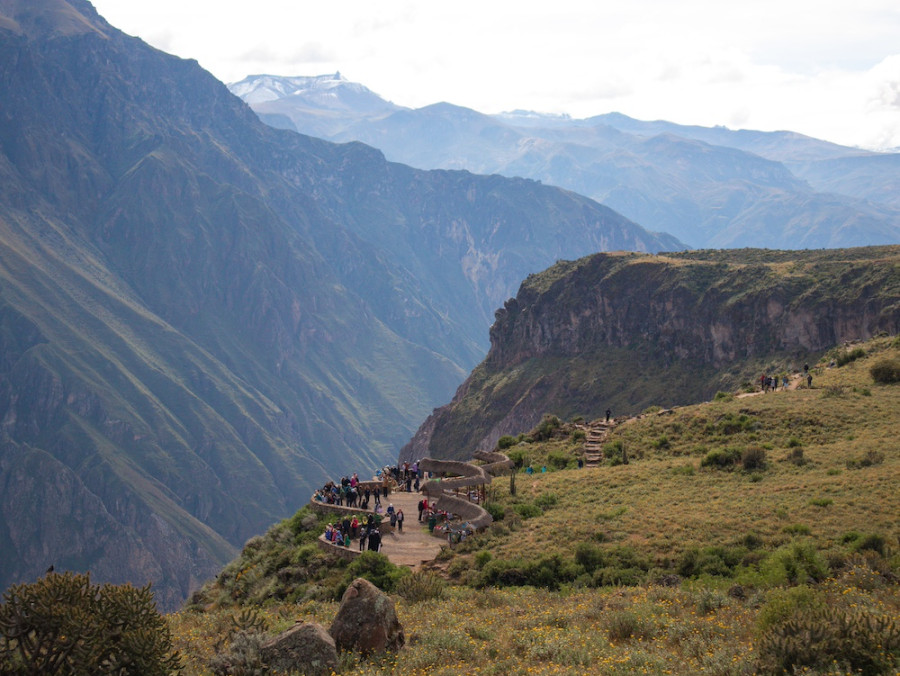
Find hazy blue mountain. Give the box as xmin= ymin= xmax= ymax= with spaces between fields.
xmin=231 ymin=75 xmax=900 ymax=249
xmin=0 ymin=0 xmax=676 ymax=607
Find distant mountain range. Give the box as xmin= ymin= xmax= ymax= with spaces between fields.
xmin=0 ymin=0 xmax=675 ymax=608
xmin=230 ymin=73 xmax=900 ymax=249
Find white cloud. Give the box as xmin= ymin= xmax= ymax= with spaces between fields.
xmin=90 ymin=0 xmax=900 ymax=149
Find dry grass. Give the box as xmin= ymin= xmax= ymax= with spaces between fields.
xmin=167 ymin=336 xmax=900 ymax=675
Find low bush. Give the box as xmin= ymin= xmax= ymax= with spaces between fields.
xmin=546 ymin=450 xmax=571 ymax=470
xmin=760 ymin=542 xmax=828 ymax=585
xmin=870 ymin=358 xmax=900 ymax=383
xmin=700 ymin=447 xmax=741 ymax=469
xmin=741 ymin=446 xmax=767 ymax=470
xmin=497 ymin=435 xmax=517 ymax=450
xmin=846 ymin=449 xmax=885 ymax=469
xmin=397 ymin=570 xmax=445 ymax=603
xmin=678 ymin=545 xmax=748 ymax=578
xmin=340 ymin=551 xmax=409 ymax=595
xmin=836 ymin=346 xmax=866 ymax=367
xmin=514 ymin=502 xmax=543 ymax=520
xmin=603 ymin=440 xmax=627 ymax=466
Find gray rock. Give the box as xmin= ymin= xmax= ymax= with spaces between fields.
xmin=259 ymin=622 xmax=338 ymax=676
xmin=329 ymin=577 xmax=405 ymax=655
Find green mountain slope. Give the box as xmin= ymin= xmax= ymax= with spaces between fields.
xmin=0 ymin=0 xmax=677 ymax=608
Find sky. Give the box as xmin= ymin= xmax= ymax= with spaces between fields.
xmin=90 ymin=0 xmax=900 ymax=150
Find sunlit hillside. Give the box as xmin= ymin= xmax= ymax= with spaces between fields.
xmin=169 ymin=336 xmax=900 ymax=675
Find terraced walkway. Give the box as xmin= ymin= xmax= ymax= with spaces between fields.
xmin=376 ymin=491 xmax=443 ymax=569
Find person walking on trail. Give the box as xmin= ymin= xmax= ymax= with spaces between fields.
xmin=397 ymin=509 xmax=404 ymax=532
xmin=606 ymin=409 xmax=611 ymax=423
xmin=418 ymin=498 xmax=425 ymax=522
xmin=807 ymin=373 xmax=813 ymax=388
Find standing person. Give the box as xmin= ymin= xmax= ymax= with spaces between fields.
xmin=782 ymin=374 xmax=788 ymax=390
xmin=418 ymin=498 xmax=425 ymax=522
xmin=397 ymin=509 xmax=404 ymax=532
xmin=359 ymin=524 xmax=368 ymax=551
xmin=807 ymin=373 xmax=813 ymax=388
xmin=368 ymin=528 xmax=381 ymax=552
xmin=605 ymin=409 xmax=611 ymax=423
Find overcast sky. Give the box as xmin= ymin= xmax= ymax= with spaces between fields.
xmin=90 ymin=0 xmax=900 ymax=150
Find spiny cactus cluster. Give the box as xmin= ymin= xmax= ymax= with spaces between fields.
xmin=757 ymin=606 xmax=899 ymax=674
xmin=0 ymin=571 xmax=181 ymax=675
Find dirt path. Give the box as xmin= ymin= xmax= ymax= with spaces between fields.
xmin=737 ymin=373 xmax=804 ymax=398
xmin=379 ymin=491 xmax=444 ymax=569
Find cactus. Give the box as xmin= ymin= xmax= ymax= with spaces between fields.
xmin=0 ymin=571 xmax=181 ymax=675
xmin=757 ymin=606 xmax=899 ymax=674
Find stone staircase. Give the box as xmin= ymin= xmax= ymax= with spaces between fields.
xmin=580 ymin=420 xmax=613 ymax=467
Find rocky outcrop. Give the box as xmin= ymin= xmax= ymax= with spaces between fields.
xmin=402 ymin=248 xmax=900 ymax=461
xmin=329 ymin=578 xmax=405 ymax=655
xmin=260 ymin=622 xmax=339 ymax=676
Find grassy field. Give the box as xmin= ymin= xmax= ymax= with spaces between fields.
xmin=168 ymin=336 xmax=900 ymax=675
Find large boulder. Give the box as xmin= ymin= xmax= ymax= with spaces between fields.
xmin=259 ymin=622 xmax=339 ymax=676
xmin=329 ymin=578 xmax=405 ymax=655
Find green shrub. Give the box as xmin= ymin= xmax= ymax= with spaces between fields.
xmin=533 ymin=492 xmax=559 ymax=509
xmin=700 ymin=447 xmax=741 ymax=469
xmin=853 ymin=533 xmax=887 ymax=557
xmin=572 ymin=429 xmax=586 ymax=442
xmin=652 ymin=434 xmax=671 ymax=450
xmin=574 ymin=542 xmax=604 ymax=573
xmin=741 ymin=446 xmax=767 ymax=470
xmin=836 ymin=346 xmax=866 ymax=367
xmin=474 ymin=550 xmax=493 ymax=569
xmin=507 ymin=449 xmax=527 ymax=468
xmin=714 ymin=391 xmax=734 ymax=401
xmin=870 ymin=358 xmax=900 ymax=383
xmin=397 ymin=570 xmax=446 ymax=603
xmin=497 ymin=435 xmax=517 ymax=450
xmin=546 ymin=450 xmax=571 ymax=470
xmin=808 ymin=497 xmax=833 ymax=507
xmin=786 ymin=436 xmax=803 ymax=448
xmin=514 ymin=502 xmax=543 ymax=520
xmin=756 ymin=585 xmax=824 ymax=634
xmin=0 ymin=572 xmax=181 ymax=675
xmin=605 ymin=610 xmax=647 ymax=641
xmin=341 ymin=551 xmax=409 ymax=594
xmin=760 ymin=542 xmax=828 ymax=585
xmin=846 ymin=449 xmax=885 ymax=469
xmin=603 ymin=440 xmax=626 ymax=466
xmin=782 ymin=523 xmax=811 ymax=535
xmin=530 ymin=414 xmax=562 ymax=441
xmin=208 ymin=630 xmax=265 ymax=676
xmin=484 ymin=502 xmax=506 ymax=521
xmin=786 ymin=447 xmax=806 ymax=466
xmin=678 ymin=545 xmax=747 ymax=578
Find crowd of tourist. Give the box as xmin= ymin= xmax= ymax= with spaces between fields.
xmin=316 ymin=467 xmax=470 ymax=555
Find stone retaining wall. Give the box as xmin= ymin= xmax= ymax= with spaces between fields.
xmin=308 ymin=499 xmax=395 ymax=534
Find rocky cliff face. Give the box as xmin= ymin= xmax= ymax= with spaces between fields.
xmin=401 ymin=247 xmax=900 ymax=462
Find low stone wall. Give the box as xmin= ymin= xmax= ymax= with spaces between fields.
xmin=473 ymin=450 xmax=515 ymax=475
xmin=317 ymin=535 xmax=363 ymax=561
xmin=308 ymin=499 xmax=395 ymax=534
